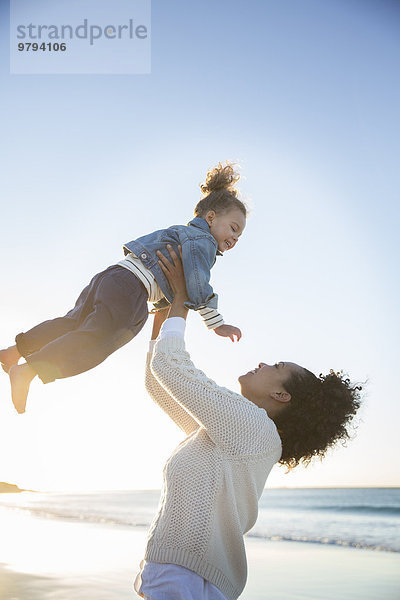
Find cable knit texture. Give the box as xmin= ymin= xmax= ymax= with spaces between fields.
xmin=143 ymin=336 xmax=282 ymax=600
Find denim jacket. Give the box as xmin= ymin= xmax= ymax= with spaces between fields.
xmin=123 ymin=217 xmax=222 ymax=311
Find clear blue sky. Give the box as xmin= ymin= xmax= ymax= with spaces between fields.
xmin=0 ymin=0 xmax=399 ymax=490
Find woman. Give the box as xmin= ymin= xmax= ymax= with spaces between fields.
xmin=134 ymin=246 xmax=362 ymax=600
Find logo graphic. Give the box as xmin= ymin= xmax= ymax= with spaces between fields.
xmin=10 ymin=0 xmax=151 ymax=75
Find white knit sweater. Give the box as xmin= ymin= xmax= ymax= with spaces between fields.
xmin=143 ymin=332 xmax=282 ymax=600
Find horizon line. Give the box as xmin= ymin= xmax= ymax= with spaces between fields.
xmin=3 ymin=484 xmax=399 ymax=494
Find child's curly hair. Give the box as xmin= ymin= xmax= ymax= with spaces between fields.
xmin=194 ymin=161 xmax=248 ymax=218
xmin=273 ymin=369 xmax=363 ymax=470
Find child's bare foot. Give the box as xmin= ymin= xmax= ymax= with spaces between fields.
xmin=9 ymin=363 xmax=36 ymax=414
xmin=0 ymin=345 xmax=21 ymax=374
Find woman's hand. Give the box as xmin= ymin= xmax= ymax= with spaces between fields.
xmin=156 ymin=245 xmax=189 ymax=319
xmin=156 ymin=245 xmax=188 ymax=299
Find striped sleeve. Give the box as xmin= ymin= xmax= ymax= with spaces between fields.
xmin=196 ymin=306 xmax=224 ymax=330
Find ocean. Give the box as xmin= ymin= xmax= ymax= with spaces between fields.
xmin=0 ymin=487 xmax=398 ymax=554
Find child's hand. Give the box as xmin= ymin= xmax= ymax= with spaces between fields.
xmin=214 ymin=324 xmax=242 ymax=342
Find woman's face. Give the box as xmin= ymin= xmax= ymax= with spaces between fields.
xmin=239 ymin=362 xmax=304 ymax=416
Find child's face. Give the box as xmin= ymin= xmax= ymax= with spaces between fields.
xmin=205 ymin=208 xmax=246 ymax=253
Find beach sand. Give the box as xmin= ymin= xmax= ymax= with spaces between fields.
xmin=0 ymin=507 xmax=399 ymax=600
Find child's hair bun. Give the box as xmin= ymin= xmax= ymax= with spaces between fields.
xmin=200 ymin=161 xmax=240 ymax=197
xmin=194 ymin=160 xmax=247 ymax=218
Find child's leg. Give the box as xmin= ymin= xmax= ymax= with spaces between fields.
xmin=1 ymin=273 xmax=100 ymax=374
xmin=9 ymin=363 xmax=36 ymax=414
xmin=14 ymin=275 xmax=100 ymax=359
xmin=0 ymin=345 xmax=22 ymax=373
xmin=9 ymin=267 xmax=148 ymax=412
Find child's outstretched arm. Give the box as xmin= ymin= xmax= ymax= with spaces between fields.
xmin=179 ymin=238 xmax=228 ymax=334
xmin=177 ymin=239 xmax=242 ymax=341
xmin=159 ymin=246 xmax=241 ymax=342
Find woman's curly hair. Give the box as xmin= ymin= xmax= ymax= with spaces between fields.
xmin=273 ymin=368 xmax=362 ymax=470
xmin=194 ymin=161 xmax=248 ymax=218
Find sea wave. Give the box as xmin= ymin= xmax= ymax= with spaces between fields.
xmin=1 ymin=503 xmax=399 ymax=554
xmin=304 ymin=505 xmax=400 ymax=516
xmin=0 ymin=503 xmax=150 ymax=529
xmin=247 ymin=532 xmax=399 ymax=553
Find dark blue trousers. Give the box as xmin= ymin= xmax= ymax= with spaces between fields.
xmin=15 ymin=266 xmax=148 ymax=384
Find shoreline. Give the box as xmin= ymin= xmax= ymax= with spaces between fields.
xmin=1 ymin=540 xmax=400 ymax=600
xmin=0 ymin=511 xmax=399 ymax=600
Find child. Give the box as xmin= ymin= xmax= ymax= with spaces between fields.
xmin=1 ymin=161 xmax=247 ymax=414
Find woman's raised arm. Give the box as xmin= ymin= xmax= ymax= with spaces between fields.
xmin=151 ymin=247 xmax=281 ymax=456
xmin=144 ymin=307 xmax=200 ymax=436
